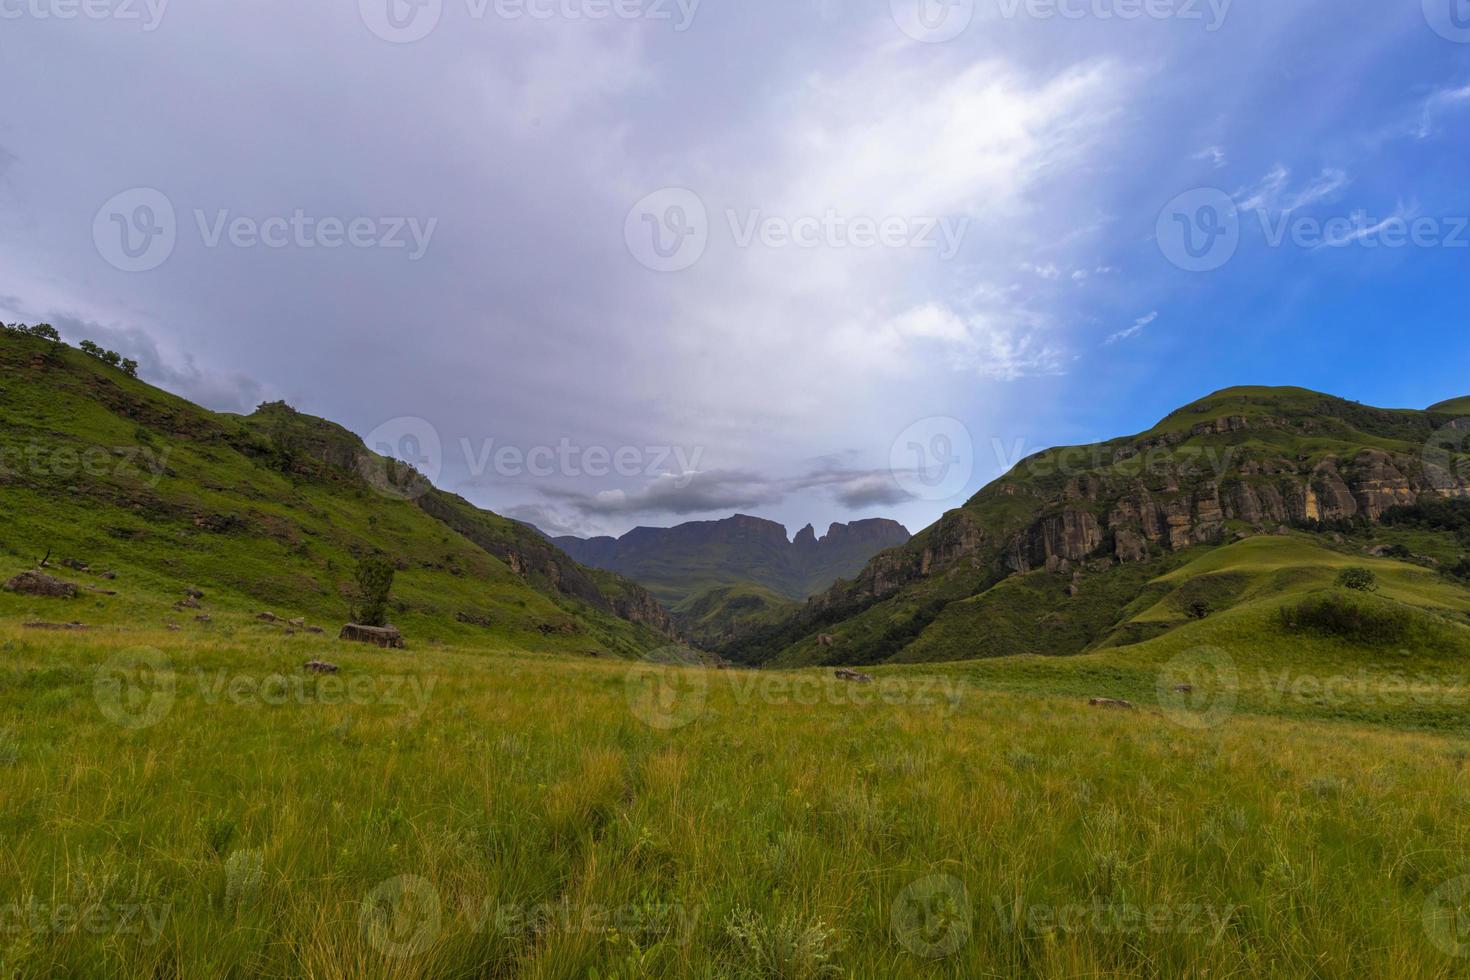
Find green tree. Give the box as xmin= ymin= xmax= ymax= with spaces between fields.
xmin=1337 ymin=567 xmax=1378 ymax=593
xmin=121 ymin=358 xmax=139 ymax=378
xmin=352 ymin=555 xmax=396 ymax=627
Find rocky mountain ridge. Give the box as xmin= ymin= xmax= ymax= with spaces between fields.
xmin=734 ymin=387 xmax=1470 ymax=665
xmin=554 ymin=514 xmax=911 ymax=604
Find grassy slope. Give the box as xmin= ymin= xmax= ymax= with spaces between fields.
xmin=751 ymin=386 xmax=1470 ymax=668
xmin=6 ymin=362 xmax=1470 ymax=975
xmin=5 ymin=616 xmax=1470 ymax=977
xmin=0 ymin=333 xmax=668 ymax=658
xmin=1428 ymin=396 xmax=1470 ymax=414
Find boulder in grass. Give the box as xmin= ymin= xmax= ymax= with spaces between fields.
xmin=4 ymin=571 xmax=78 ymax=599
xmin=23 ymin=621 xmax=87 ymax=631
xmin=304 ymin=660 xmax=340 ymax=674
xmin=339 ymin=624 xmax=405 ymax=649
xmin=834 ymin=668 xmax=874 ymax=684
xmin=1089 ymin=698 xmax=1136 ymax=710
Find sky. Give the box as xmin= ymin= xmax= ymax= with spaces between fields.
xmin=2 ymin=0 xmax=1468 ymax=540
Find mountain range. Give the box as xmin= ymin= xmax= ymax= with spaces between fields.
xmin=726 ymin=387 xmax=1470 ymax=667
xmin=553 ymin=515 xmax=910 ymax=604
xmin=5 ymin=325 xmax=1468 ymax=672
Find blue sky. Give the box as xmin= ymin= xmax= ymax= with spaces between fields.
xmin=1 ymin=0 xmax=1467 ymax=539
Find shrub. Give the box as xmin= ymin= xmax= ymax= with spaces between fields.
xmin=352 ymin=555 xmax=396 ymax=627
xmin=723 ymin=908 xmax=842 ymax=980
xmin=1449 ymin=558 xmax=1470 ymax=583
xmin=1337 ymin=568 xmax=1378 ymax=592
xmin=1279 ymin=592 xmax=1411 ymax=645
xmin=78 ymin=338 xmax=131 ymax=373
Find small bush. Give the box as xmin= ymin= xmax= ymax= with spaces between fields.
xmin=352 ymin=555 xmax=396 ymax=627
xmin=1280 ymin=592 xmax=1412 ymax=645
xmin=723 ymin=908 xmax=842 ymax=980
xmin=1336 ymin=568 xmax=1378 ymax=592
xmin=1449 ymin=558 xmax=1470 ymax=583
xmin=223 ymin=849 xmax=264 ymax=914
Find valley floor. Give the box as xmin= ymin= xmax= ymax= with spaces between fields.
xmin=3 ymin=617 xmax=1470 ymax=978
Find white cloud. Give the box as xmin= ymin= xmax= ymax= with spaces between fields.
xmin=1193 ymin=145 xmax=1228 ymax=168
xmin=1414 ymin=83 xmax=1470 ymax=140
xmin=1238 ymin=166 xmax=1351 ymax=214
xmin=1106 ymin=311 xmax=1159 ymax=345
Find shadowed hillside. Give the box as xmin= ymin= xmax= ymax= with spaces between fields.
xmin=0 ymin=328 xmax=675 ymax=656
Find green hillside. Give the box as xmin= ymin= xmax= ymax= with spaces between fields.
xmin=0 ymin=329 xmax=674 ymax=657
xmin=671 ymin=582 xmax=797 ymax=649
xmin=1428 ymin=395 xmax=1470 ymax=414
xmin=732 ymin=386 xmax=1470 ymax=667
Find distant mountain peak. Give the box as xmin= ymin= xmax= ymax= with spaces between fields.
xmin=554 ymin=513 xmax=911 ymax=604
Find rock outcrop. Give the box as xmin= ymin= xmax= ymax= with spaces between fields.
xmin=339 ymin=624 xmax=405 ymax=649
xmin=4 ymin=571 xmax=78 ymax=599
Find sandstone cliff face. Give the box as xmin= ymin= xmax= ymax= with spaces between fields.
xmin=823 ymin=411 xmax=1470 ymax=604
xmin=812 ymin=510 xmax=985 ymax=609
xmin=1006 ymin=510 xmax=1103 ymax=574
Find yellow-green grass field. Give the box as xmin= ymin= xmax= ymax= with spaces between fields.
xmin=5 ymin=598 xmax=1470 ymax=979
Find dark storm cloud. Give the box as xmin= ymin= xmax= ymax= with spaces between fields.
xmin=535 ymin=462 xmax=914 ymax=522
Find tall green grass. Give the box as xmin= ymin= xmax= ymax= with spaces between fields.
xmin=4 ymin=612 xmax=1470 ymax=978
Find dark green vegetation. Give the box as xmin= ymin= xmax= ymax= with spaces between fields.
xmin=730 ymin=387 xmax=1470 ymax=668
xmin=555 ymin=515 xmax=909 ymax=605
xmin=351 ymin=555 xmax=397 ymax=627
xmin=0 ymin=329 xmax=674 ymax=657
xmin=669 ymin=582 xmax=797 ymax=649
